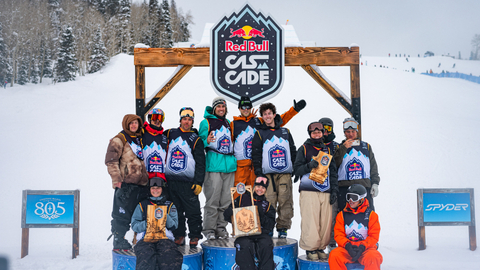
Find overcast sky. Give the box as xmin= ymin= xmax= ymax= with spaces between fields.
xmin=171 ymin=0 xmax=480 ymax=58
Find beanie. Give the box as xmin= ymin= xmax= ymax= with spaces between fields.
xmin=212 ymin=96 xmax=226 ymax=111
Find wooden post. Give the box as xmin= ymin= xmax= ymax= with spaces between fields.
xmin=469 ymin=226 xmax=477 ymax=251
xmin=418 ymin=226 xmax=426 ymax=250
xmin=21 ymin=228 xmax=29 ymax=258
xmin=135 ymin=65 xmax=146 ymax=121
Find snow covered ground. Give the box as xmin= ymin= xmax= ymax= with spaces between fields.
xmin=1 ymin=53 xmax=479 ymax=269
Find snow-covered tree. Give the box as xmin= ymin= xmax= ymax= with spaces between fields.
xmin=147 ymin=0 xmax=161 ymax=48
xmin=116 ymin=0 xmax=133 ymax=54
xmin=30 ymin=56 xmax=40 ymax=84
xmin=55 ymin=26 xmax=77 ymax=82
xmin=472 ymin=34 xmax=480 ymax=60
xmin=88 ymin=27 xmax=108 ymax=73
xmin=17 ymin=54 xmax=29 ymax=85
xmin=159 ymin=0 xmax=173 ymax=48
xmin=0 ymin=21 xmax=13 ymax=84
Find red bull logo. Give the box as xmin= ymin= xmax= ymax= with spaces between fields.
xmin=229 ymin=26 xmax=265 ymax=39
xmin=348 ymin=163 xmax=362 ymax=171
xmin=151 ymin=156 xmax=163 ymax=165
xmin=272 ymin=149 xmax=285 ymax=158
xmin=172 ymin=150 xmax=184 ymax=159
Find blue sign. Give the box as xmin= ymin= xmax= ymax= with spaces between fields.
xmin=423 ymin=193 xmax=471 ymax=223
xmin=25 ymin=194 xmax=75 ymax=225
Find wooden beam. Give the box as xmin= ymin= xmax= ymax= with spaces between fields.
xmin=135 ymin=65 xmax=146 ymax=121
xmin=470 ymin=225 xmax=477 ymax=251
xmin=134 ymin=47 xmax=360 ymax=67
xmin=301 ymin=64 xmax=352 ymax=113
xmin=418 ymin=226 xmax=426 ymax=250
xmin=21 ymin=228 xmax=29 ymax=258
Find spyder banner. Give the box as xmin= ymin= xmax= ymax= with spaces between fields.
xmin=211 ymin=4 xmax=284 ymax=105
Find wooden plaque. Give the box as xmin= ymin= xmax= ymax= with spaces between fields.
xmin=309 ymin=151 xmax=332 ymax=184
xmin=143 ymin=205 xmax=168 ymax=242
xmin=230 ymin=186 xmax=262 ymax=238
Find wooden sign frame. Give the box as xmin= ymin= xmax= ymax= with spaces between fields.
xmin=21 ymin=190 xmax=80 ymax=259
xmin=417 ymin=188 xmax=476 ymax=251
xmin=134 ymin=46 xmax=362 ymax=137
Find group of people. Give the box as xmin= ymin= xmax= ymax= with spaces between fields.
xmin=105 ymin=95 xmax=383 ymax=270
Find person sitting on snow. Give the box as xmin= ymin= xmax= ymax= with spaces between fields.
xmin=131 ymin=177 xmax=183 ymax=270
xmin=328 ymin=184 xmax=382 ymax=270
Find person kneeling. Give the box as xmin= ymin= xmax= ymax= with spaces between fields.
xmin=328 ymin=184 xmax=383 ymax=270
xmin=224 ymin=178 xmax=276 ymax=270
xmin=131 ymin=177 xmax=183 ymax=270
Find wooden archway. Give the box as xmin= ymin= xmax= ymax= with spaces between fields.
xmin=134 ymin=46 xmax=361 ymax=135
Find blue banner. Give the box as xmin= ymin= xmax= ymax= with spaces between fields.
xmin=423 ymin=193 xmax=471 ymax=222
xmin=25 ymin=194 xmax=74 ymax=225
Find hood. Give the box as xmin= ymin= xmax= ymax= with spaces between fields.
xmin=122 ymin=114 xmax=143 ymax=137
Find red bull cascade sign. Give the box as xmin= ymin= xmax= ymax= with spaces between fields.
xmin=211 ymin=4 xmax=284 ymax=104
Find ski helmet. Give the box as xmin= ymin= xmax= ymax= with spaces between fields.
xmin=346 ymin=184 xmax=367 ymax=202
xmin=238 ymin=96 xmax=253 ymax=109
xmin=319 ymin=117 xmax=334 ymax=128
xmin=307 ymin=121 xmax=324 ymax=137
xmin=148 ymin=108 xmax=165 ymax=124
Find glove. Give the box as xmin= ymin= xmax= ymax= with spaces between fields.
xmin=192 ymin=184 xmax=202 ymax=196
xmin=330 ymin=191 xmax=338 ymax=205
xmin=371 ymin=184 xmax=379 ymax=197
xmin=293 ymin=99 xmax=306 ymax=112
xmin=351 ymin=244 xmax=366 ymax=262
xmin=344 ymin=242 xmax=357 ymax=258
xmin=307 ymin=159 xmax=319 ymax=170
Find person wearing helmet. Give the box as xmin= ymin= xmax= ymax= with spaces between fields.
xmin=231 ymin=96 xmax=306 ymax=199
xmin=294 ymin=121 xmax=338 ymax=260
xmin=252 ymin=102 xmax=297 ymax=238
xmin=333 ymin=118 xmax=380 ymax=211
xmin=199 ymin=97 xmax=237 ymax=240
xmin=328 ymin=184 xmax=383 ymax=270
xmin=105 ymin=114 xmax=149 ymax=250
xmin=318 ymin=117 xmax=340 ymax=251
xmin=131 ymin=177 xmax=183 ymax=270
xmin=143 ymin=108 xmax=168 ymax=181
xmin=223 ymin=177 xmax=276 ymax=269
xmin=164 ymin=107 xmax=205 ymax=247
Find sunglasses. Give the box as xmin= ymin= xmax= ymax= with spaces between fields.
xmin=324 ymin=125 xmax=332 ymax=132
xmin=308 ymin=122 xmax=324 ymax=133
xmin=180 ymin=107 xmax=194 ymax=119
xmin=240 ymin=105 xmax=252 ymax=110
xmin=346 ymin=192 xmax=365 ymax=202
xmin=343 ymin=121 xmax=358 ymax=130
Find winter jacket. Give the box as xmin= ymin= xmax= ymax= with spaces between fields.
xmin=251 ymin=115 xmax=297 ymax=178
xmin=131 ymin=195 xmax=178 ymax=239
xmin=142 ymin=122 xmax=168 ymax=180
xmin=294 ymin=138 xmax=338 ymax=194
xmin=105 ymin=114 xmax=148 ymax=188
xmin=198 ymin=106 xmax=237 ymax=173
xmin=223 ymin=190 xmax=276 ymax=235
xmin=334 ymin=198 xmax=380 ymax=249
xmin=334 ymin=140 xmax=380 ymax=188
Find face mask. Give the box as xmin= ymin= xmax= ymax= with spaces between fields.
xmin=311 ymin=137 xmax=324 ymax=144
xmin=324 ymin=132 xmax=336 ymax=143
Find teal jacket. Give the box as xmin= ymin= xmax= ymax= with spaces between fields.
xmin=199 ymin=106 xmax=237 ymax=173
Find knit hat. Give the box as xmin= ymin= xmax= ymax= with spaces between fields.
xmin=343 ymin=117 xmax=359 ymax=131
xmin=254 ymin=177 xmax=269 ymax=189
xmin=212 ymin=96 xmax=227 ymax=111
xmin=238 ymin=96 xmax=253 ymax=109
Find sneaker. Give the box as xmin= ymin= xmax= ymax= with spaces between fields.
xmin=174 ymin=236 xmax=185 ymax=246
xmin=216 ymin=230 xmax=229 ymax=239
xmin=189 ymin=237 xmax=199 ymax=247
xmin=306 ymin=250 xmax=319 ymax=260
xmin=277 ymin=229 xmax=287 ymax=239
xmin=206 ymin=232 xmax=216 ymax=240
xmin=113 ymin=237 xmax=132 ymax=250
xmin=317 ymin=249 xmax=328 ymax=260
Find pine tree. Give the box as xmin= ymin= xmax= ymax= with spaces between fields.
xmin=117 ymin=0 xmax=133 ymax=54
xmin=159 ymin=0 xmax=173 ymax=48
xmin=105 ymin=0 xmax=120 ymax=18
xmin=30 ymin=57 xmax=40 ymax=84
xmin=170 ymin=0 xmax=181 ymax=43
xmin=88 ymin=27 xmax=108 ymax=73
xmin=0 ymin=21 xmax=12 ymax=85
xmin=55 ymin=26 xmax=78 ymax=82
xmin=17 ymin=55 xmax=29 ymax=85
xmin=148 ymin=0 xmax=161 ymax=47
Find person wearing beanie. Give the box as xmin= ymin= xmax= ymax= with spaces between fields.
xmin=333 ymin=117 xmax=380 ymax=212
xmin=131 ymin=177 xmax=183 ymax=269
xmin=105 ymin=114 xmax=149 ymax=250
xmin=318 ymin=117 xmax=340 ymax=251
xmin=231 ymin=96 xmax=306 ymax=199
xmin=328 ymin=184 xmax=383 ymax=270
xmin=293 ymin=121 xmax=339 ymax=261
xmin=199 ymin=97 xmax=237 ymax=240
xmin=223 ymin=177 xmax=276 ymax=269
xmin=251 ymin=102 xmax=297 ymax=239
xmin=164 ymin=107 xmax=205 ymax=247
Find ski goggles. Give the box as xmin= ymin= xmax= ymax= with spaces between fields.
xmin=343 ymin=121 xmax=358 ymax=130
xmin=323 ymin=125 xmax=332 ymax=132
xmin=308 ymin=122 xmax=324 ymax=133
xmin=180 ymin=107 xmax=195 ymax=119
xmin=346 ymin=192 xmax=366 ymax=202
xmin=240 ymin=105 xmax=252 ymax=110
xmin=149 ymin=109 xmax=165 ymax=122
xmin=150 ymin=177 xmax=166 ymax=187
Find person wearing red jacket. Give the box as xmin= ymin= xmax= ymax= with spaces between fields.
xmin=329 ymin=184 xmax=383 ymax=270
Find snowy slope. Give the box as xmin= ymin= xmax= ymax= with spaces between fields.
xmin=1 ymin=54 xmax=480 ymax=269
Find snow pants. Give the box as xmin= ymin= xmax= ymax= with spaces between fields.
xmin=299 ymin=191 xmax=332 ymax=251
xmin=328 ymin=246 xmax=383 ymax=270
xmin=234 ymin=233 xmax=274 ymax=270
xmin=202 ymin=172 xmax=235 ymax=235
xmin=111 ymin=184 xmax=149 ymax=237
xmin=338 ymin=186 xmax=375 ymax=212
xmin=134 ymin=239 xmax=183 ymax=270
xmin=265 ymin=173 xmax=293 ymax=230
xmin=329 ymin=199 xmax=339 ymax=246
xmin=168 ymin=180 xmax=203 ymax=239
xmin=233 ymin=159 xmax=256 ymax=199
